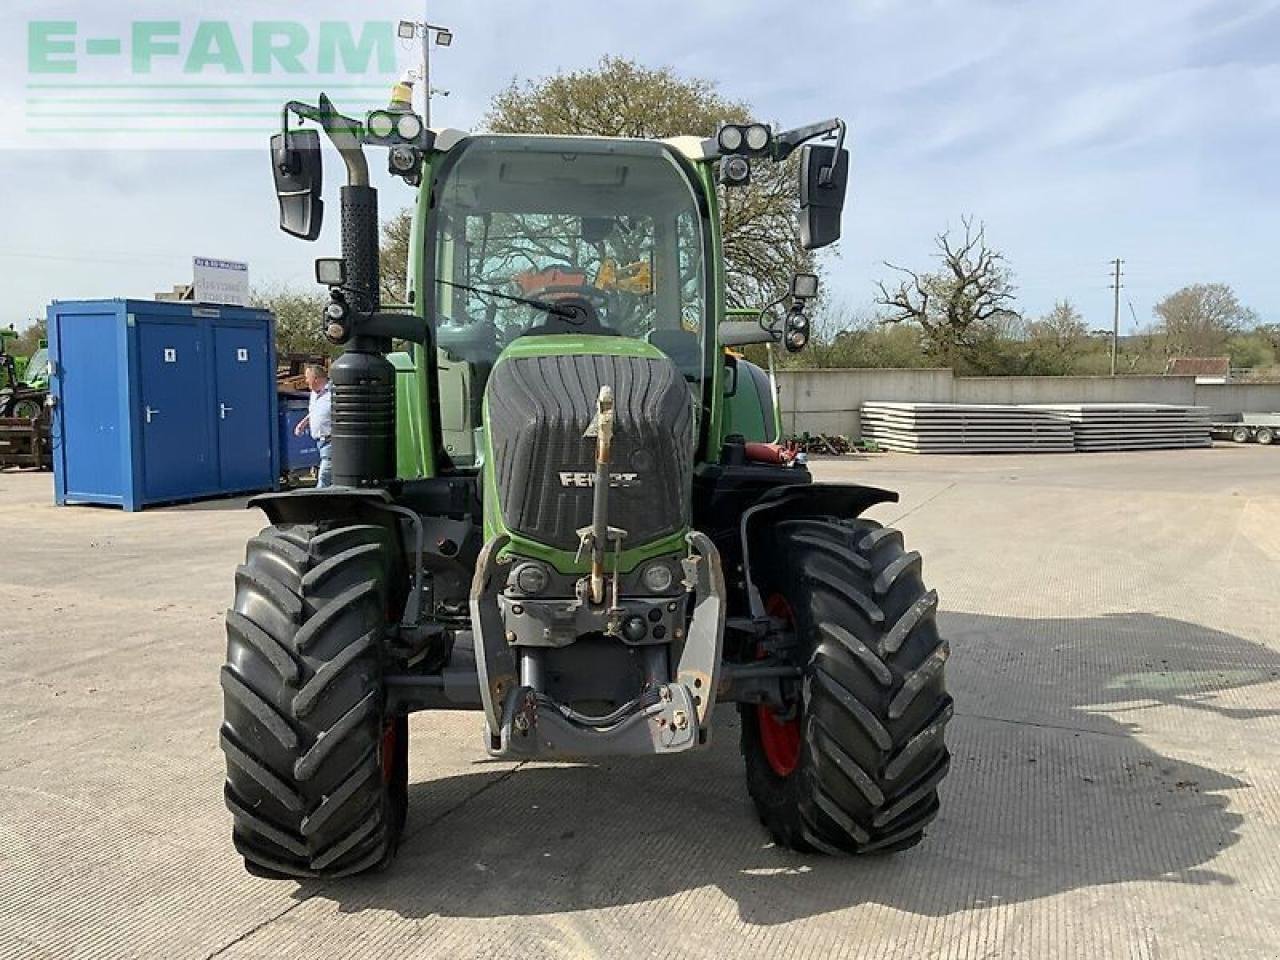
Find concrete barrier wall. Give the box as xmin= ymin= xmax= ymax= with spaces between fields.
xmin=777 ymin=368 xmax=953 ymax=437
xmin=776 ymin=368 xmax=1280 ymax=437
xmin=954 ymin=375 xmax=1195 ymax=405
xmin=1194 ymin=382 xmax=1280 ymax=414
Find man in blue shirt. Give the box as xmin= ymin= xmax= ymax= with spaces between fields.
xmin=294 ymin=364 xmax=333 ymax=488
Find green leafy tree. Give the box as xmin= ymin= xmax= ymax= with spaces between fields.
xmin=1153 ymin=283 xmax=1257 ymax=357
xmin=251 ymin=287 xmax=333 ymax=360
xmin=1026 ymin=299 xmax=1089 ymax=374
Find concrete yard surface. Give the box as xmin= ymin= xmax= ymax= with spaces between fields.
xmin=1 ymin=447 xmax=1278 ymax=959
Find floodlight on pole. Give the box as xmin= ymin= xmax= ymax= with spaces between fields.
xmin=401 ymin=13 xmax=454 ymax=126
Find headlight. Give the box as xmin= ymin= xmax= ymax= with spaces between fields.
xmin=641 ymin=561 xmax=675 ymax=594
xmin=717 ymin=124 xmax=744 ymax=153
xmin=367 ymin=110 xmax=395 ymax=139
xmin=744 ymin=123 xmax=771 ymax=152
xmin=719 ymin=154 xmax=751 ymax=186
xmin=513 ymin=562 xmax=550 ymax=595
xmin=396 ymin=113 xmax=424 ymax=141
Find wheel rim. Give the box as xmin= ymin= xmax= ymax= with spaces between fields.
xmin=756 ymin=593 xmax=802 ymax=777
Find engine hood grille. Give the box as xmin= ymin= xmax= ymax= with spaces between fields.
xmin=485 ymin=350 xmax=695 ymax=551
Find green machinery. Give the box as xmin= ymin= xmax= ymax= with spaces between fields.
xmin=0 ymin=327 xmax=49 ymax=420
xmin=219 ymin=85 xmax=951 ymax=878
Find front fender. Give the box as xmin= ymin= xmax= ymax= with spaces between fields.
xmin=248 ymin=487 xmax=396 ymax=527
xmin=739 ymin=482 xmax=898 ymax=618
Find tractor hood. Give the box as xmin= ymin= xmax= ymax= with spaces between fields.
xmin=482 ymin=335 xmax=695 ymax=562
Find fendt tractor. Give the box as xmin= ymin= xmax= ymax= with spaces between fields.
xmin=219 ymin=81 xmax=952 ymax=878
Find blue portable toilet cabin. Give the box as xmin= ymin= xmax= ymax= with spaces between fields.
xmin=49 ymin=299 xmax=279 ymax=510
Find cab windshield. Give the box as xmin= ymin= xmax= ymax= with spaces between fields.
xmin=427 ymin=137 xmax=708 ymax=466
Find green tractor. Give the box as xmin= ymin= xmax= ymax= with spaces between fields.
xmin=0 ymin=327 xmax=49 ymax=421
xmin=220 ymin=86 xmax=951 ymax=879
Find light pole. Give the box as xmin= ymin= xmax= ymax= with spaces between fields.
xmin=398 ymin=18 xmax=453 ymax=127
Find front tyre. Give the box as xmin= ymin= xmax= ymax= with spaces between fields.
xmin=220 ymin=522 xmax=407 ymax=878
xmin=741 ymin=517 xmax=952 ymax=854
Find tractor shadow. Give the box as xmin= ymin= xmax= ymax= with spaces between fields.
xmin=303 ymin=611 xmax=1279 ymax=926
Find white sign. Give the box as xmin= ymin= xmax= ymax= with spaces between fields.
xmin=193 ymin=257 xmax=250 ymax=307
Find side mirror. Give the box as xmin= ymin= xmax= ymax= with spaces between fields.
xmin=270 ymin=129 xmax=324 ymax=241
xmin=723 ymin=352 xmax=740 ymax=397
xmin=798 ymin=144 xmax=849 ymax=250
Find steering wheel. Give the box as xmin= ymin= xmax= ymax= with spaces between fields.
xmin=526 ymin=286 xmax=614 ymax=335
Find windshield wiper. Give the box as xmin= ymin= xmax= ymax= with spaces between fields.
xmin=435 ymin=278 xmax=577 ymax=319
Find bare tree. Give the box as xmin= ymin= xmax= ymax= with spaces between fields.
xmin=875 ymin=217 xmax=1019 ymax=367
xmin=1154 ymin=283 xmax=1257 ymax=357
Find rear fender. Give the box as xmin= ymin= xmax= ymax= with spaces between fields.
xmin=739 ymin=482 xmax=897 ymax=618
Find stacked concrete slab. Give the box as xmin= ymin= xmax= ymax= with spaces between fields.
xmin=1029 ymin=404 xmax=1213 ymax=451
xmin=860 ymin=402 xmax=1213 ymax=453
xmin=860 ymin=403 xmax=1075 ymax=453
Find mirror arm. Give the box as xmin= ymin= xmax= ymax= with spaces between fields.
xmin=280 ymin=95 xmax=369 ymax=187
xmin=772 ymin=117 xmax=844 ymax=162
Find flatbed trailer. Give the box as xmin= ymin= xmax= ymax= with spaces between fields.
xmin=1210 ymin=413 xmax=1280 ymax=445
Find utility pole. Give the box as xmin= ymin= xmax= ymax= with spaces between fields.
xmin=1110 ymin=258 xmax=1124 ymax=376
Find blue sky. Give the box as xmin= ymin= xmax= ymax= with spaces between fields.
xmin=2 ymin=0 xmax=1277 ymax=333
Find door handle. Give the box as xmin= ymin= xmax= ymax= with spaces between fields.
xmin=220 ymin=403 xmax=233 ymax=419
xmin=145 ymin=406 xmax=159 ymax=423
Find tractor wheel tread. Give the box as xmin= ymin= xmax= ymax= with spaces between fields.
xmin=220 ymin=729 xmax=305 ymax=812
xmin=301 ymin=544 xmax=386 ymax=597
xmin=873 ymin=753 xmax=951 ymax=829
xmin=857 ymin=526 xmax=903 ymax=555
xmin=225 ymin=609 xmax=300 ymax=685
xmin=293 ymin=580 xmax=381 ymax=654
xmin=740 ymin=516 xmax=951 ymax=858
xmin=301 ymin=751 xmax=379 ymax=838
xmin=292 ymin=630 xmax=378 ymax=718
xmin=805 ymin=566 xmax=884 ymax=625
xmin=224 ymin=786 xmax=308 ymax=856
xmin=818 ymin=620 xmax=892 ymax=686
xmin=886 ymin=698 xmax=954 ymax=781
xmin=219 ymin=666 xmax=298 ymax=750
xmin=785 ymin=530 xmax=872 ymax=573
xmin=810 ymin=717 xmax=885 ymax=806
xmin=873 ymin=551 xmax=923 ymax=597
xmin=293 ymin=690 xmax=379 ymax=781
xmin=221 ymin=522 xmax=405 ymax=880
xmin=882 ymin=589 xmax=939 ymax=656
xmin=234 ymin=565 xmax=302 ymax=624
xmin=888 ymin=641 xmax=951 ymax=720
xmin=310 ymin=809 xmax=386 ymax=871
xmin=811 ymin=666 xmax=893 ymax=750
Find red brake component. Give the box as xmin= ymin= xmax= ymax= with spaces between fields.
xmin=756 ymin=593 xmax=801 ymax=777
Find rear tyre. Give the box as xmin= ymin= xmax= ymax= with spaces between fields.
xmin=740 ymin=516 xmax=952 ymax=854
xmin=1256 ymin=427 xmax=1274 ymax=446
xmin=1230 ymin=426 xmax=1251 ymax=444
xmin=220 ymin=522 xmax=407 ymax=878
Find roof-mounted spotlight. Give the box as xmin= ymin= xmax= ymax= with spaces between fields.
xmin=716 ymin=122 xmax=773 ymax=157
